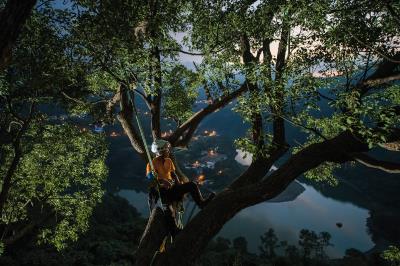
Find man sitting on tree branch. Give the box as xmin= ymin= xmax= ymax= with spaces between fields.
xmin=146 ymin=139 xmax=215 ymax=236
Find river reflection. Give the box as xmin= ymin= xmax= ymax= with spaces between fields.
xmin=117 ymin=181 xmax=373 ymax=258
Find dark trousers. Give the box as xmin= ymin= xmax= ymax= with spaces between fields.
xmin=149 ymin=181 xmax=205 ymax=237
xmin=160 ymin=181 xmax=204 ymax=206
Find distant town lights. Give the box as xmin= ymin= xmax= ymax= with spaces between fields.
xmin=203 ymin=130 xmax=217 ymax=137
xmin=209 ymin=130 xmax=217 ymax=136
xmin=161 ymin=129 xmax=173 ymax=138
xmin=208 ymin=149 xmax=216 ymax=156
xmin=197 ymin=174 xmax=206 ymax=185
xmin=110 ymin=131 xmax=120 ymax=137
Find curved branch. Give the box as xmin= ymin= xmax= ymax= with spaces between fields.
xmin=178 ymin=49 xmax=205 ymax=56
xmin=358 ymin=52 xmax=400 ymax=96
xmin=61 ymin=91 xmax=111 ymax=105
xmin=379 ymin=141 xmax=400 ymax=152
xmin=167 ymin=81 xmax=249 ymax=146
xmin=362 ymin=73 xmax=400 ymax=87
xmin=0 ymin=102 xmax=33 ymax=216
xmin=346 ymin=31 xmax=400 ymax=64
xmin=352 ymin=152 xmax=400 ymax=174
xmin=106 ymin=90 xmax=121 ymax=122
xmin=0 ymin=141 xmax=21 ymax=216
xmin=173 ymin=123 xmax=198 ymax=148
xmin=117 ymin=88 xmax=145 ymax=155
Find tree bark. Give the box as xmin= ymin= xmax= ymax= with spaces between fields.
xmin=167 ymin=82 xmax=248 ymax=146
xmin=150 ymin=46 xmax=162 ymax=140
xmin=359 ymin=52 xmax=400 ymax=96
xmin=0 ymin=102 xmax=33 ymax=217
xmin=147 ymin=131 xmax=369 ymax=266
xmin=352 ymin=152 xmax=400 ymax=174
xmin=272 ymin=18 xmax=290 ymax=147
xmin=117 ymin=87 xmax=146 ymax=155
xmin=135 ymin=207 xmax=169 ymax=266
xmin=0 ymin=141 xmax=21 ymax=217
xmin=0 ymin=0 xmax=37 ymax=69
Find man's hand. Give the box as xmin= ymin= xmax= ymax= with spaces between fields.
xmin=171 ymin=171 xmax=182 ymax=184
xmin=146 ymin=171 xmax=156 ymax=180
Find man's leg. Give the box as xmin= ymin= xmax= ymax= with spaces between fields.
xmin=148 ymin=186 xmax=159 ymax=211
xmin=164 ymin=206 xmax=181 ymax=238
xmin=159 ymin=188 xmax=181 ymax=237
xmin=170 ymin=182 xmax=215 ymax=209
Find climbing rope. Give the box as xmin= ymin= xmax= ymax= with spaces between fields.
xmin=128 ymin=89 xmax=164 ymax=209
xmin=128 ymin=89 xmax=186 ymax=265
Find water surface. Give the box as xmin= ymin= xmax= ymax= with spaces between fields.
xmin=117 ymin=181 xmax=374 ymax=258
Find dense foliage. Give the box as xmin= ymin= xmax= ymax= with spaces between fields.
xmin=0 ymin=1 xmax=108 ymax=252
xmin=0 ymin=194 xmax=144 ymax=265
xmin=0 ymin=0 xmax=399 ymax=264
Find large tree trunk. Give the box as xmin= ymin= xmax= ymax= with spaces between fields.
xmin=135 ymin=208 xmax=169 ymax=265
xmin=135 ymin=131 xmax=373 ymax=266
xmin=0 ymin=0 xmax=37 ymax=69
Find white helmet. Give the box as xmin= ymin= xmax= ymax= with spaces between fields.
xmin=151 ymin=139 xmax=171 ymax=155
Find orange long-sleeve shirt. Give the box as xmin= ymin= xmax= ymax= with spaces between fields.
xmin=146 ymin=156 xmax=176 ymax=182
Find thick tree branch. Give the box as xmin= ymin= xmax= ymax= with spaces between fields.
xmin=262 ymin=38 xmax=273 ymax=76
xmin=0 ymin=0 xmax=37 ymax=69
xmin=167 ymin=82 xmax=249 ymax=146
xmin=231 ymin=30 xmax=289 ymax=189
xmin=106 ymin=90 xmax=121 ymax=123
xmin=61 ymin=91 xmax=112 ymax=106
xmin=173 ymin=123 xmax=198 ymax=148
xmin=0 ymin=102 xmax=34 ymax=216
xmin=229 ymin=147 xmax=287 ymax=190
xmin=135 ymin=207 xmax=169 ymax=266
xmin=352 ymin=152 xmax=400 ymax=173
xmin=378 ymin=127 xmax=400 ymax=151
xmin=149 ymin=46 xmax=162 ymax=139
xmin=240 ymin=35 xmax=265 ymax=149
xmin=117 ymin=87 xmax=145 ymax=155
xmin=271 ymin=18 xmax=290 ymax=150
xmin=0 ymin=141 xmax=21 ymax=217
xmin=151 ymin=131 xmax=368 ymax=266
xmin=362 ymin=73 xmax=400 ymax=87
xmin=359 ymin=52 xmax=400 ymax=96
xmin=160 ymin=48 xmax=206 ymax=56
xmin=379 ymin=142 xmax=400 ymax=151
xmin=240 ymin=33 xmax=255 ymax=63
